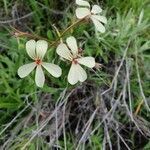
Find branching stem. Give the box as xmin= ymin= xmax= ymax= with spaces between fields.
xmin=11 ymin=17 xmax=86 ymax=47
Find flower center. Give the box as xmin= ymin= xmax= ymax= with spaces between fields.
xmin=35 ymin=58 xmax=42 ymax=65
xmin=72 ymin=58 xmax=78 ymax=64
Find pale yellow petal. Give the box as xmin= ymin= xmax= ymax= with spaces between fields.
xmin=92 ymin=15 xmax=107 ymax=24
xmin=91 ymin=5 xmax=102 ymax=14
xmin=42 ymin=63 xmax=62 ymax=78
xmin=35 ymin=65 xmax=45 ymax=87
xmin=18 ymin=62 xmax=36 ymax=78
xmin=76 ymin=0 xmax=90 ymax=7
xmin=36 ymin=40 xmax=48 ymax=59
xmin=68 ymin=63 xmax=78 ymax=85
xmin=26 ymin=40 xmax=36 ymax=59
xmin=67 ymin=63 xmax=87 ymax=85
xmin=56 ymin=43 xmax=72 ymax=61
xmin=77 ymin=57 xmax=95 ymax=68
xmin=91 ymin=17 xmax=106 ymax=33
xmin=76 ymin=8 xmax=90 ymax=19
xmin=77 ymin=64 xmax=87 ymax=82
xmin=66 ymin=36 xmax=78 ymax=55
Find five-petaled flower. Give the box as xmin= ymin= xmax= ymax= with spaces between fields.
xmin=18 ymin=40 xmax=62 ymax=87
xmin=75 ymin=0 xmax=107 ymax=33
xmin=56 ymin=36 xmax=95 ymax=85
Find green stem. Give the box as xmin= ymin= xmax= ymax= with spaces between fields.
xmin=49 ymin=18 xmax=86 ymax=47
xmin=61 ymin=18 xmax=85 ymax=38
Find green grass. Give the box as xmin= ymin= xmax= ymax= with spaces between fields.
xmin=0 ymin=0 xmax=150 ymax=149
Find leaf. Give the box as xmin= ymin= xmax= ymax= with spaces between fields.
xmin=47 ymin=30 xmax=54 ymax=40
xmin=0 ymin=102 xmax=21 ymax=109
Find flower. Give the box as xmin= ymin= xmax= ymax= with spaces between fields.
xmin=56 ymin=36 xmax=95 ymax=85
xmin=75 ymin=0 xmax=107 ymax=33
xmin=18 ymin=40 xmax=62 ymax=87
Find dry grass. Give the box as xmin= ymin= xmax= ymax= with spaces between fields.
xmin=0 ymin=0 xmax=150 ymax=149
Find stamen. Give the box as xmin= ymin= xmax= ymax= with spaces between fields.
xmin=72 ymin=58 xmax=78 ymax=64
xmin=35 ymin=59 xmax=42 ymax=65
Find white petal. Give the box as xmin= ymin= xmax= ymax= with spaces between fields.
xmin=77 ymin=57 xmax=95 ymax=68
xmin=26 ymin=40 xmax=36 ymax=59
xmin=42 ymin=62 xmax=62 ymax=78
xmin=66 ymin=36 xmax=78 ymax=55
xmin=77 ymin=64 xmax=87 ymax=82
xmin=91 ymin=17 xmax=106 ymax=33
xmin=76 ymin=0 xmax=90 ymax=7
xmin=36 ymin=40 xmax=48 ymax=59
xmin=76 ymin=8 xmax=91 ymax=19
xmin=56 ymin=43 xmax=72 ymax=61
xmin=68 ymin=63 xmax=87 ymax=85
xmin=35 ymin=65 xmax=45 ymax=87
xmin=18 ymin=62 xmax=36 ymax=78
xmin=91 ymin=5 xmax=102 ymax=14
xmin=68 ymin=63 xmax=78 ymax=85
xmin=92 ymin=15 xmax=107 ymax=24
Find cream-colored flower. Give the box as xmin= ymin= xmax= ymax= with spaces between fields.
xmin=75 ymin=0 xmax=107 ymax=33
xmin=56 ymin=36 xmax=95 ymax=85
xmin=18 ymin=40 xmax=62 ymax=87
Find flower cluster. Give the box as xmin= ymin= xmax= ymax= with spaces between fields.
xmin=76 ymin=0 xmax=107 ymax=33
xmin=18 ymin=0 xmax=107 ymax=87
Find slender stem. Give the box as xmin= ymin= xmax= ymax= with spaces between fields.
xmin=11 ymin=17 xmax=86 ymax=47
xmin=52 ymin=24 xmax=63 ymax=44
xmin=134 ymin=100 xmax=144 ymax=116
xmin=11 ymin=26 xmax=50 ymax=42
xmin=61 ymin=18 xmax=85 ymax=37
xmin=49 ymin=18 xmax=86 ymax=47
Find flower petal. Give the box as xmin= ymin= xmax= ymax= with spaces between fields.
xmin=42 ymin=62 xmax=62 ymax=78
xmin=76 ymin=0 xmax=90 ymax=7
xmin=77 ymin=57 xmax=95 ymax=68
xmin=56 ymin=43 xmax=72 ymax=61
xmin=91 ymin=5 xmax=102 ymax=14
xmin=92 ymin=15 xmax=107 ymax=24
xmin=91 ymin=17 xmax=106 ymax=33
xmin=26 ymin=40 xmax=36 ymax=59
xmin=35 ymin=65 xmax=45 ymax=87
xmin=18 ymin=62 xmax=36 ymax=78
xmin=68 ymin=63 xmax=78 ymax=85
xmin=68 ymin=63 xmax=87 ymax=85
xmin=66 ymin=36 xmax=78 ymax=55
xmin=36 ymin=40 xmax=48 ymax=59
xmin=76 ymin=8 xmax=91 ymax=19
xmin=77 ymin=64 xmax=87 ymax=82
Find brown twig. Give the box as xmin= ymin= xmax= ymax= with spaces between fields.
xmin=10 ymin=17 xmax=86 ymax=47
xmin=134 ymin=100 xmax=144 ymax=116
xmin=11 ymin=26 xmax=50 ymax=42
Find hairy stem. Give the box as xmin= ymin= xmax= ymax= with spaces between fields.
xmin=11 ymin=26 xmax=50 ymax=42
xmin=11 ymin=17 xmax=86 ymax=47
xmin=50 ymin=18 xmax=86 ymax=46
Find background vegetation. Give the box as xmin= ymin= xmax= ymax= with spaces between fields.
xmin=0 ymin=0 xmax=150 ymax=149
